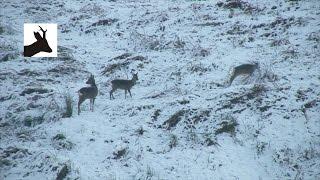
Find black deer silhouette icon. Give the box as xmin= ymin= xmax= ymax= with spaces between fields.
xmin=24 ymin=26 xmax=52 ymax=57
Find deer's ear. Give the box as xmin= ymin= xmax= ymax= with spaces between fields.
xmin=34 ymin=32 xmax=42 ymax=40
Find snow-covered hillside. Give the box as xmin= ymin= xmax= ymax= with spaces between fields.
xmin=1 ymin=0 xmax=319 ymax=179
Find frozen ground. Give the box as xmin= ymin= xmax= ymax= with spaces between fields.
xmin=1 ymin=0 xmax=320 ymax=179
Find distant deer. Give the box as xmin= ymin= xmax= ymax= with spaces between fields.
xmin=24 ymin=26 xmax=52 ymax=57
xmin=228 ymin=63 xmax=259 ymax=86
xmin=78 ymin=75 xmax=98 ymax=115
xmin=110 ymin=73 xmax=138 ymax=99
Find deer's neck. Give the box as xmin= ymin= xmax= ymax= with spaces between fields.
xmin=24 ymin=42 xmax=41 ymax=57
xmin=90 ymin=83 xmax=97 ymax=88
xmin=130 ymin=78 xmax=136 ymax=85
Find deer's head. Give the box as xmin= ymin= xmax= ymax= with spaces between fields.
xmin=132 ymin=72 xmax=138 ymax=82
xmin=33 ymin=26 xmax=52 ymax=53
xmin=86 ymin=75 xmax=96 ymax=85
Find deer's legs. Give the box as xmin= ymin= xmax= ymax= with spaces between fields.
xmin=229 ymin=73 xmax=236 ymax=86
xmin=242 ymin=75 xmax=251 ymax=84
xmin=245 ymin=71 xmax=256 ymax=84
xmin=78 ymin=96 xmax=85 ymax=115
xmin=90 ymin=99 xmax=93 ymax=111
xmin=125 ymin=90 xmax=127 ymax=99
xmin=110 ymin=89 xmax=115 ymax=100
xmin=92 ymin=98 xmax=95 ymax=112
xmin=128 ymin=89 xmax=132 ymax=98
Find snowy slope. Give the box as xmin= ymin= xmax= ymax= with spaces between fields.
xmin=1 ymin=0 xmax=320 ymax=179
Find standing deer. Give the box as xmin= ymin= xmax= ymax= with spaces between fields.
xmin=228 ymin=63 xmax=259 ymax=86
xmin=78 ymin=75 xmax=98 ymax=115
xmin=24 ymin=26 xmax=52 ymax=57
xmin=110 ymin=73 xmax=138 ymax=99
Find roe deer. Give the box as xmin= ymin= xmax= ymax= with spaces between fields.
xmin=78 ymin=75 xmax=98 ymax=115
xmin=229 ymin=63 xmax=259 ymax=86
xmin=110 ymin=73 xmax=138 ymax=99
xmin=24 ymin=26 xmax=52 ymax=57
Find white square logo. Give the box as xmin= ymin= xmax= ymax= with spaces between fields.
xmin=24 ymin=23 xmax=57 ymax=57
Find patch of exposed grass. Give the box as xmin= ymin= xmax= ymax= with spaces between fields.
xmin=53 ymin=133 xmax=66 ymax=141
xmin=113 ymin=147 xmax=127 ymax=159
xmin=215 ymin=115 xmax=238 ymax=136
xmin=162 ymin=110 xmax=187 ymax=130
xmin=62 ymin=94 xmax=73 ymax=118
xmin=151 ymin=109 xmax=161 ymax=121
xmin=169 ymin=134 xmax=178 ymax=149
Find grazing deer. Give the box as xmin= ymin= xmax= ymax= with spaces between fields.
xmin=229 ymin=63 xmax=259 ymax=86
xmin=78 ymin=75 xmax=98 ymax=115
xmin=110 ymin=73 xmax=138 ymax=99
xmin=24 ymin=26 xmax=52 ymax=57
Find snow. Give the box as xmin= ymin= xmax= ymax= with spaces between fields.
xmin=1 ymin=0 xmax=320 ymax=179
